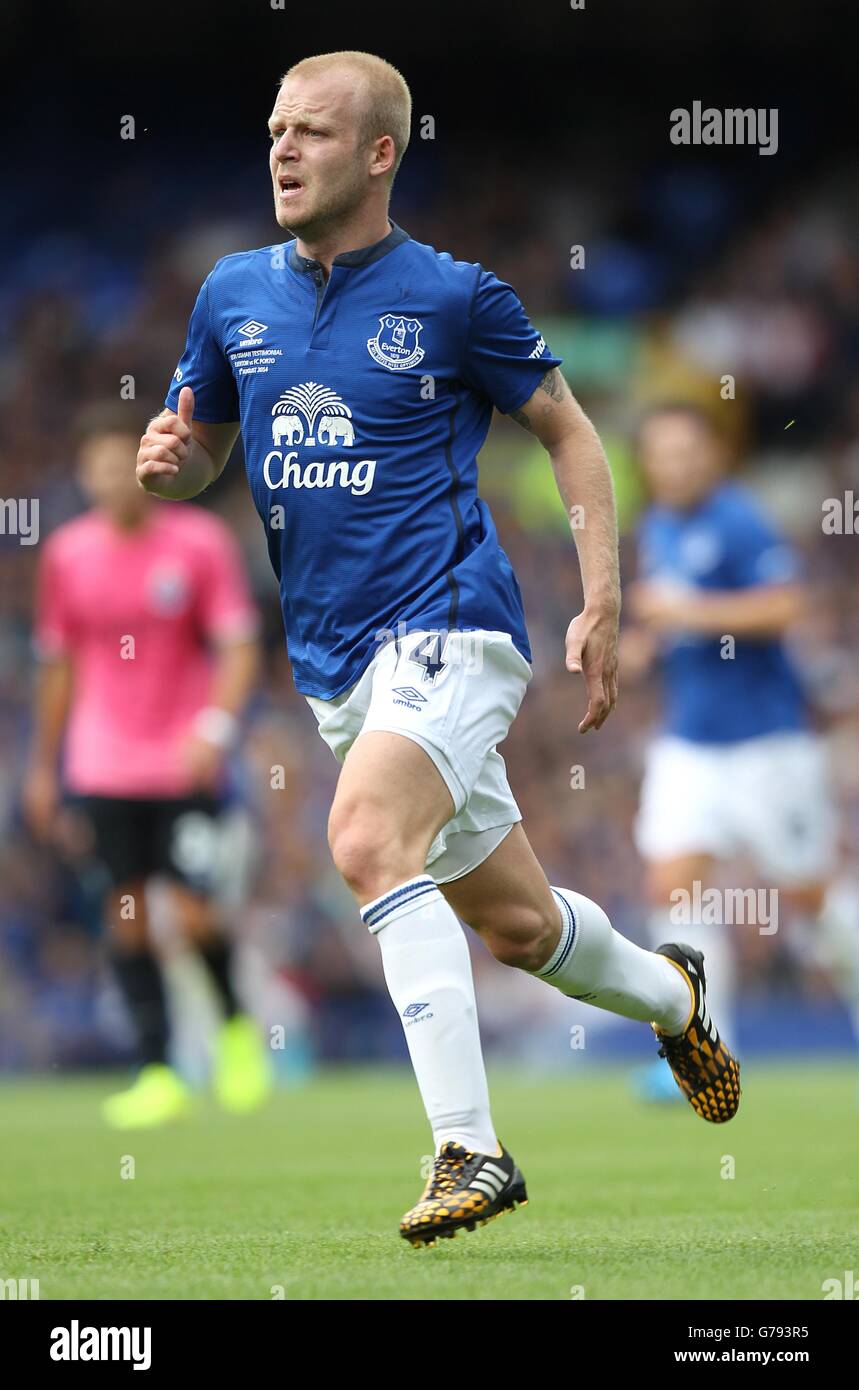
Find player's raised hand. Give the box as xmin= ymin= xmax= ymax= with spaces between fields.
xmin=136 ymin=387 xmax=195 ymax=491
xmin=565 ymin=606 xmax=619 ymax=733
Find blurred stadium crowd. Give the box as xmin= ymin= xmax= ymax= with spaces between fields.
xmin=2 ymin=148 xmax=858 ymax=1073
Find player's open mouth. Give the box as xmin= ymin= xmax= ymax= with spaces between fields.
xmin=278 ymin=179 xmax=303 ymax=198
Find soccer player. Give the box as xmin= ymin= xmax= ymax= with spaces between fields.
xmin=137 ymin=51 xmax=740 ymax=1245
xmin=25 ymin=403 xmax=272 ymax=1128
xmin=624 ymin=403 xmax=859 ymax=1098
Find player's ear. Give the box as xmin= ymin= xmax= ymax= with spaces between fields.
xmin=369 ymin=134 xmax=396 ymax=179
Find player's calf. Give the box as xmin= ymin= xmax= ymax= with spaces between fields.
xmin=473 ymin=904 xmax=560 ymax=973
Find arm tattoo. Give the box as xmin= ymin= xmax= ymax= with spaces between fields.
xmin=508 ymin=368 xmax=566 ymax=431
xmin=538 ymin=367 xmax=566 ymax=402
xmin=509 ymin=405 xmax=534 ymax=432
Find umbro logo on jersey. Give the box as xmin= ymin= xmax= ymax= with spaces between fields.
xmin=262 ymin=382 xmax=377 ymax=496
xmin=239 ymin=319 xmax=268 ymax=339
xmin=367 ymin=314 xmax=425 ymax=371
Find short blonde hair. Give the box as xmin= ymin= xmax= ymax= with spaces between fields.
xmin=281 ymin=51 xmax=412 ymax=178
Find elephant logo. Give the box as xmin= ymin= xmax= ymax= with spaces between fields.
xmin=317 ymin=415 xmax=355 ymax=447
xmin=271 ymin=414 xmax=304 ymax=446
xmin=367 ymin=315 xmax=425 ymax=371
xmin=271 ymin=383 xmax=355 ymax=447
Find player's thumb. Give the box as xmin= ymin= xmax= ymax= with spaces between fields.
xmin=177 ymin=385 xmax=195 ymax=428
xmin=565 ymin=633 xmax=583 ymax=672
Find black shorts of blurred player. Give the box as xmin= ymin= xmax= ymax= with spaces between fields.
xmin=81 ymin=791 xmax=227 ymax=937
xmin=72 ymin=792 xmax=271 ymax=1126
xmin=79 ymin=791 xmax=240 ymax=1035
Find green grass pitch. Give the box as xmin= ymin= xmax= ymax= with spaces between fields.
xmin=1 ymin=1061 xmax=857 ymax=1300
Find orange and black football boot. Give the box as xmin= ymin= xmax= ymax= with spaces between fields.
xmin=400 ymin=1141 xmax=528 ymax=1247
xmin=653 ymin=942 xmax=741 ymax=1123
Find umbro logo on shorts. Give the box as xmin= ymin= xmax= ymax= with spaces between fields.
xmin=391 ymin=685 xmax=427 ymax=711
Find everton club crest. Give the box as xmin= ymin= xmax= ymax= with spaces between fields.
xmin=367 ymin=314 xmax=425 ymax=371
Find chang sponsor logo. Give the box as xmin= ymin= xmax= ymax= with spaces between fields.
xmin=261 ymin=382 xmax=376 ymax=496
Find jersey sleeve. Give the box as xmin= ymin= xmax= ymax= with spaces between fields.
xmin=727 ymin=498 xmax=802 ymax=589
xmin=460 ymin=268 xmax=563 ymax=414
xmin=32 ymin=535 xmax=76 ymax=659
xmin=164 ymin=269 xmax=239 ymax=423
xmin=192 ymin=517 xmax=260 ymax=645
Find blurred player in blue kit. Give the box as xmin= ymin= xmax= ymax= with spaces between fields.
xmin=623 ymin=404 xmax=859 ymax=1100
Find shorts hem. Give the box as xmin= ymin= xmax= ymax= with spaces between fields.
xmin=429 ymin=821 xmax=518 ymax=885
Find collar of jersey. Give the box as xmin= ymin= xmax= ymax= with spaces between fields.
xmin=286 ymin=220 xmax=409 ymax=275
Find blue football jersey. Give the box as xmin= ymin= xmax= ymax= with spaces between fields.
xmin=164 ymin=222 xmax=561 ymax=698
xmin=637 ymin=482 xmax=808 ymax=743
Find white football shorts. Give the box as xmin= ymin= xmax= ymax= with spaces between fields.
xmin=305 ymin=629 xmax=532 ymax=884
xmin=634 ymin=731 xmax=837 ymax=885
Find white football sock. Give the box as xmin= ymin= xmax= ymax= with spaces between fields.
xmin=533 ymin=887 xmax=692 ymax=1035
xmin=362 ymin=875 xmax=499 ymax=1157
xmin=645 ymin=908 xmax=737 ymax=1042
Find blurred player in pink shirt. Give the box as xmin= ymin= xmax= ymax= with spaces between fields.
xmin=24 ymin=403 xmax=270 ymax=1128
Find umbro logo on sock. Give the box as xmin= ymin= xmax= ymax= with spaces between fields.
xmin=402 ymin=1001 xmax=434 ymax=1027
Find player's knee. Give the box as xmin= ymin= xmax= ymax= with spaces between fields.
xmin=328 ymin=805 xmax=420 ymax=901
